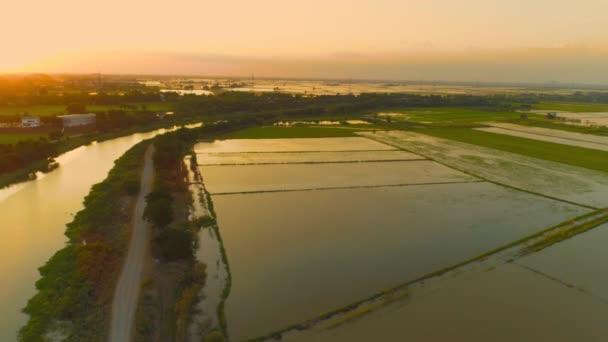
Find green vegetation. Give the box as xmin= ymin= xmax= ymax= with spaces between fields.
xmin=19 ymin=140 xmax=150 ymax=341
xmin=218 ymin=126 xmax=358 ymax=139
xmin=506 ymin=117 xmax=608 ymax=136
xmin=199 ymin=180 xmax=232 ymax=340
xmin=0 ymin=133 xmax=46 ymax=144
xmin=175 ymin=263 xmax=207 ymax=341
xmin=143 ymin=190 xmax=174 ymax=228
xmin=526 ymin=210 xmax=608 ymax=252
xmin=378 ymin=107 xmax=526 ymax=125
xmin=533 ymin=102 xmax=608 ymax=112
xmin=416 ymin=127 xmax=608 ymax=173
xmin=0 ymin=102 xmax=173 ymax=117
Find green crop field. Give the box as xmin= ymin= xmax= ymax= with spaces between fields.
xmin=416 ymin=127 xmax=608 ymax=173
xmin=0 ymin=133 xmax=47 ymax=145
xmin=533 ymin=102 xmax=608 ymax=112
xmin=218 ymin=126 xmax=362 ymax=139
xmin=0 ymin=102 xmax=174 ymax=117
xmin=0 ymin=105 xmax=66 ymax=117
xmin=380 ymin=107 xmax=526 ymax=125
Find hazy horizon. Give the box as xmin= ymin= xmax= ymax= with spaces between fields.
xmin=4 ymin=0 xmax=608 ymax=83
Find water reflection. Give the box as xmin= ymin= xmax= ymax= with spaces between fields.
xmin=0 ymin=124 xmax=199 ymax=341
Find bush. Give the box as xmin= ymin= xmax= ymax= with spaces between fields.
xmin=122 ymin=179 xmax=140 ymax=195
xmin=143 ymin=190 xmax=173 ymax=228
xmin=154 ymin=229 xmax=194 ymax=261
xmin=203 ymin=331 xmax=225 ymax=342
xmin=193 ymin=215 xmax=215 ymax=228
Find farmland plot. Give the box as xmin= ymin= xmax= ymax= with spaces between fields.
xmin=196 ymin=150 xmax=423 ymax=165
xmin=284 ymin=263 xmax=608 ymax=342
xmin=360 ymin=130 xmax=608 ymax=208
xmin=212 ymin=183 xmax=586 ymax=340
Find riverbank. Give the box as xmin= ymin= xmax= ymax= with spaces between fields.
xmin=109 ymin=145 xmax=156 ymax=342
xmin=0 ymin=117 xmax=201 ymax=190
xmin=19 ymin=139 xmax=152 ymax=341
xmin=133 ymin=127 xmax=237 ymax=342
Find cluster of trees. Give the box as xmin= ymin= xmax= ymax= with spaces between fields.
xmin=145 ymin=129 xmax=199 ymax=261
xmin=0 ymin=138 xmax=56 ymax=174
xmin=144 ymin=120 xmax=255 ymax=261
xmin=0 ymin=90 xmax=164 ymax=107
xmin=175 ymin=91 xmax=534 ymax=121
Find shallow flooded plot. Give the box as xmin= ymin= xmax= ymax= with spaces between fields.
xmin=193 ymin=137 xmax=395 ymax=153
xmin=213 ymin=183 xmax=587 ymax=340
xmin=197 ymin=150 xmax=424 ymax=165
xmin=285 ymin=263 xmax=608 ymax=342
xmin=200 ymin=160 xmax=477 ymax=194
xmin=360 ymin=130 xmax=608 ymax=208
xmin=476 ymin=127 xmax=608 ymax=151
xmin=485 ymin=122 xmax=608 ymax=145
xmin=518 ymin=223 xmax=608 ymax=301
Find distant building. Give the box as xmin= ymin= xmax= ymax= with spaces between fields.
xmin=21 ymin=116 xmax=41 ymax=127
xmin=58 ymin=113 xmax=96 ymax=127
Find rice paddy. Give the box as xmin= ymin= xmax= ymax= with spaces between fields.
xmin=192 ymin=132 xmax=602 ymax=341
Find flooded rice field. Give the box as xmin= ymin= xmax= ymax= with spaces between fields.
xmin=213 ymin=184 xmax=586 ymax=340
xmin=485 ymin=122 xmax=608 ymax=146
xmin=193 ymin=135 xmax=592 ymax=340
xmin=284 ymin=262 xmax=608 ymax=342
xmin=477 ymin=126 xmax=608 ymax=151
xmin=194 ymin=137 xmax=395 ymax=153
xmin=196 ymin=150 xmax=423 ymax=165
xmin=360 ymin=130 xmax=608 ymax=208
xmin=518 ymin=223 xmax=608 ymax=301
xmin=200 ymin=160 xmax=478 ymax=194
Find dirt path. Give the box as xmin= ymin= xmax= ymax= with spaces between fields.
xmin=109 ymin=145 xmax=155 ymax=342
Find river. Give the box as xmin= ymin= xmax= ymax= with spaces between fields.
xmin=0 ymin=125 xmax=197 ymax=341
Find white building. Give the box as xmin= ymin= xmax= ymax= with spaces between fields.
xmin=21 ymin=116 xmax=41 ymax=127
xmin=58 ymin=113 xmax=96 ymax=127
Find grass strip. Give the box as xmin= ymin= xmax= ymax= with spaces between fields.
xmin=415 ymin=127 xmax=608 ymax=174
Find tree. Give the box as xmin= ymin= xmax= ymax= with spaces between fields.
xmin=66 ymin=103 xmax=87 ymax=114
xmin=143 ymin=191 xmax=173 ymax=228
xmin=154 ymin=229 xmax=194 ymax=261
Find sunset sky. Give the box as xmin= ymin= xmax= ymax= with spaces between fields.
xmin=3 ymin=0 xmax=608 ymax=83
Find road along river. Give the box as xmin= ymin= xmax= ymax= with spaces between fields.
xmin=0 ymin=125 xmax=196 ymax=341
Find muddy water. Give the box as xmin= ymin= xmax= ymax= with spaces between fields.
xmin=212 ymin=182 xmax=587 ymax=340
xmin=193 ymin=137 xmax=396 ymax=153
xmin=285 ymin=263 xmax=608 ymax=342
xmin=199 ymin=160 xmax=478 ymax=194
xmin=360 ymin=130 xmax=608 ymax=208
xmin=184 ymin=157 xmax=227 ymax=340
xmin=196 ymin=150 xmax=423 ymax=165
xmin=519 ymin=223 xmax=608 ymax=301
xmin=0 ymin=126 xmax=195 ymax=341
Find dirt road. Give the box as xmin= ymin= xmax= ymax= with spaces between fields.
xmin=109 ymin=145 xmax=155 ymax=342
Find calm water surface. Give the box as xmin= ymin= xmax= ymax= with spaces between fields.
xmin=213 ymin=183 xmax=587 ymax=340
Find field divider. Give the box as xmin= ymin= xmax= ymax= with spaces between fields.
xmin=193 ymin=148 xmax=400 ymax=154
xmin=359 ymin=131 xmax=599 ymax=210
xmin=197 ymin=158 xmax=428 ymax=166
xmin=249 ymin=208 xmax=608 ymax=342
xmin=208 ymin=180 xmax=486 ymax=196
xmin=513 ymin=262 xmax=608 ymax=304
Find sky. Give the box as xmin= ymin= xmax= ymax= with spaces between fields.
xmin=3 ymin=0 xmax=608 ymax=83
